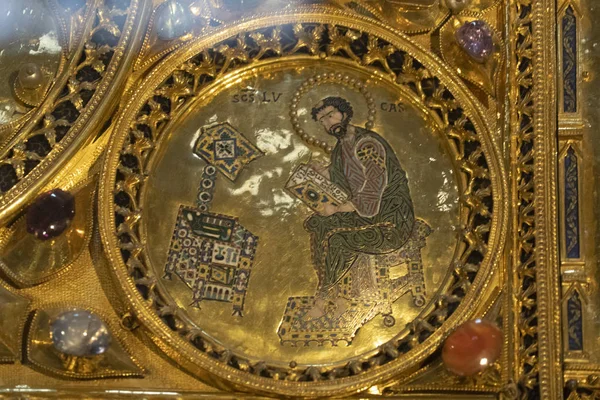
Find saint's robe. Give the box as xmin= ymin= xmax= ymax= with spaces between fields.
xmin=304 ymin=126 xmax=415 ymax=297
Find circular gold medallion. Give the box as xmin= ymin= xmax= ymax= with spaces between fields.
xmin=100 ymin=10 xmax=507 ymax=397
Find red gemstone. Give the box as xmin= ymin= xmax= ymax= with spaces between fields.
xmin=442 ymin=319 xmax=502 ymax=376
xmin=26 ymin=189 xmax=75 ymax=240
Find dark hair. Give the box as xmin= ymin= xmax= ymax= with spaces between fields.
xmin=311 ymin=97 xmax=354 ymax=122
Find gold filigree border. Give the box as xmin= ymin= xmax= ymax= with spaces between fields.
xmin=98 ymin=9 xmax=508 ymax=397
xmin=507 ymin=0 xmax=562 ymax=397
xmin=0 ymin=0 xmax=146 ymax=224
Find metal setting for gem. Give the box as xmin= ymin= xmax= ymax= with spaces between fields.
xmin=26 ymin=189 xmax=75 ymax=241
xmin=442 ymin=319 xmax=502 ymax=377
xmin=0 ymin=0 xmax=590 ymax=398
xmin=50 ymin=310 xmax=111 ymax=357
xmin=17 ymin=63 xmax=44 ymax=90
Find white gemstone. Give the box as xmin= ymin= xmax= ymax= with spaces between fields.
xmin=50 ymin=310 xmax=111 ymax=357
xmin=156 ymin=1 xmax=192 ymax=41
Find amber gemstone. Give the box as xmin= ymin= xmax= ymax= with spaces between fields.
xmin=26 ymin=189 xmax=75 ymax=240
xmin=442 ymin=319 xmax=502 ymax=376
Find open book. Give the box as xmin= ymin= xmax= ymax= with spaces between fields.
xmin=285 ymin=164 xmax=349 ymax=213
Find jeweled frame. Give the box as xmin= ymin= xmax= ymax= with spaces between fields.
xmin=0 ymin=0 xmax=589 ymax=398
xmin=98 ymin=10 xmax=507 ymax=397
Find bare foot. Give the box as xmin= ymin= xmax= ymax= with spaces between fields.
xmin=305 ymin=298 xmax=326 ymax=320
xmin=331 ymin=297 xmax=349 ymax=320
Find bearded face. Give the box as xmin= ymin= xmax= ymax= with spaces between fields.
xmin=315 ymin=105 xmax=350 ymax=139
xmin=328 ymin=119 xmax=349 ymax=138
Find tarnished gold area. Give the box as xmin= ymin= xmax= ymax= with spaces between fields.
xmin=0 ymin=0 xmax=69 ymax=149
xmin=0 ymin=0 xmax=146 ymax=224
xmin=0 ymin=284 xmax=30 ymax=362
xmin=331 ymin=0 xmax=449 ymax=33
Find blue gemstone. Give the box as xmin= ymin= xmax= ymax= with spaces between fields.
xmin=51 ymin=310 xmax=111 ymax=357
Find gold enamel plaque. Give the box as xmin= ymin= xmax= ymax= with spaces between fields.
xmin=98 ymin=15 xmax=506 ymax=395
xmin=0 ymin=0 xmax=598 ymax=399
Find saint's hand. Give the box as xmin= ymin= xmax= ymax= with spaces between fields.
xmin=309 ymin=162 xmax=330 ymax=179
xmin=338 ymin=201 xmax=356 ymax=212
xmin=320 ymin=202 xmax=338 ymax=216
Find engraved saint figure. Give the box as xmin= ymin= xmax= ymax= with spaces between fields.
xmin=304 ymin=96 xmax=415 ymax=318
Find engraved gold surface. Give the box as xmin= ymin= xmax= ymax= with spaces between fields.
xmin=0 ymin=0 xmax=592 ymax=398
xmin=144 ymin=62 xmax=459 ymax=365
xmin=26 ymin=306 xmax=144 ymax=379
xmin=97 ymin=9 xmax=507 ymax=397
xmin=0 ymin=181 xmax=94 ymax=287
xmin=561 ymin=0 xmax=600 ymax=393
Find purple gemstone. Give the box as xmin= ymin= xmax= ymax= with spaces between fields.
xmin=26 ymin=189 xmax=75 ymax=240
xmin=455 ymin=20 xmax=494 ymax=63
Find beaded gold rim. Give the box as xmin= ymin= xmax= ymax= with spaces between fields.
xmin=98 ymin=9 xmax=508 ymax=397
xmin=289 ymin=73 xmax=377 ymax=154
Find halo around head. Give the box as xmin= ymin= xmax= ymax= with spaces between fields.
xmin=289 ymin=73 xmax=377 ymax=154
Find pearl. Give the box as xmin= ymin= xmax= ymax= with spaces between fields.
xmin=18 ymin=63 xmax=44 ymax=90
xmin=455 ymin=20 xmax=494 ymax=63
xmin=442 ymin=319 xmax=502 ymax=376
xmin=445 ymin=0 xmax=473 ymax=13
xmin=156 ymin=0 xmax=192 ymax=41
xmin=51 ymin=310 xmax=112 ymax=357
xmin=26 ymin=189 xmax=75 ymax=240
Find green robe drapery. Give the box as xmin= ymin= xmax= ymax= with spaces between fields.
xmin=304 ymin=127 xmax=415 ymax=297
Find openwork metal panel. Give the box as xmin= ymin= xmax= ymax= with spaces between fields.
xmin=0 ymin=0 xmax=595 ymax=399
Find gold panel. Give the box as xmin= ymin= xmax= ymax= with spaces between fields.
xmin=0 ymin=0 xmax=594 ymax=398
